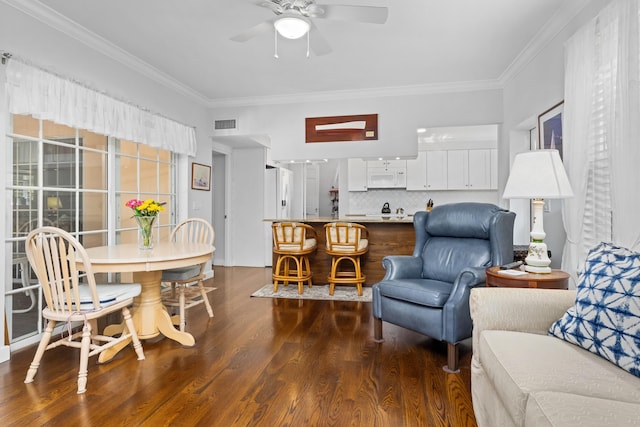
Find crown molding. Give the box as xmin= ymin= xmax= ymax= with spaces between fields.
xmin=207 ymin=79 xmax=503 ymax=108
xmin=499 ymin=0 xmax=590 ymax=85
xmin=3 ymin=0 xmax=210 ymax=106
xmin=11 ymin=0 xmax=586 ymax=110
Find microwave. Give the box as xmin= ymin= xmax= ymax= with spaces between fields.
xmin=367 ymin=166 xmax=407 ymax=188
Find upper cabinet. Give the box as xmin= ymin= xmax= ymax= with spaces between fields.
xmin=425 ymin=150 xmax=448 ymax=190
xmin=406 ymin=149 xmax=496 ymax=191
xmin=406 ymin=152 xmax=427 ymax=190
xmin=347 ymin=158 xmax=368 ymax=191
xmin=447 ymin=149 xmax=493 ymax=190
xmin=348 ymin=125 xmax=499 ymax=192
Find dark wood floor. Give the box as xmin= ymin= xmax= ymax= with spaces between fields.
xmin=0 ymin=267 xmax=477 ymax=426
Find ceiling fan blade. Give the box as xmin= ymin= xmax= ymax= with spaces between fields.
xmin=313 ymin=4 xmax=388 ymax=24
xmin=309 ymin=22 xmax=332 ymax=56
xmin=258 ymin=1 xmax=283 ymax=14
xmin=230 ymin=19 xmax=275 ymax=42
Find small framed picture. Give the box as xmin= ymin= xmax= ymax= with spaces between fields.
xmin=191 ymin=162 xmax=211 ymax=191
xmin=538 ymin=101 xmax=564 ymax=159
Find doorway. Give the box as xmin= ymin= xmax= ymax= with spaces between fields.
xmin=212 ymin=151 xmax=227 ymax=266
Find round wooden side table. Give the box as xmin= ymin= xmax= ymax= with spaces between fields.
xmin=485 ymin=266 xmax=570 ymax=290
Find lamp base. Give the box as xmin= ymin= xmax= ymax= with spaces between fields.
xmin=524 ymin=264 xmax=552 ymax=274
xmin=524 ymin=240 xmax=552 ymax=274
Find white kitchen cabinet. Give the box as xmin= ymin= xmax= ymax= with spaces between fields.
xmin=447 ymin=149 xmax=493 ymax=190
xmin=447 ymin=150 xmax=468 ymax=190
xmin=468 ymin=149 xmax=492 ymax=190
xmin=348 ymin=158 xmax=368 ymax=191
xmin=425 ymin=150 xmax=448 ymax=190
xmin=406 ymin=152 xmax=427 ymax=191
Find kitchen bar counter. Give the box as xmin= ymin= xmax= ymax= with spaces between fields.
xmin=266 ymin=216 xmax=417 ymax=285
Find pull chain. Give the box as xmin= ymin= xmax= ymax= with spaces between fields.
xmin=274 ymin=30 xmax=279 ymax=59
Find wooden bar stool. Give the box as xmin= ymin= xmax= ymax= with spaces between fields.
xmin=324 ymin=223 xmax=369 ymax=296
xmin=272 ymin=223 xmax=317 ymax=294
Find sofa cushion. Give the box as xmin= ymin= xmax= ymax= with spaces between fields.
xmin=525 ymin=391 xmax=640 ymax=427
xmin=549 ymin=242 xmax=640 ymax=377
xmin=375 ymin=278 xmax=451 ymax=308
xmin=478 ymin=330 xmax=640 ymax=426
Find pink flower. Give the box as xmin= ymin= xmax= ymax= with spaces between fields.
xmin=125 ymin=199 xmax=143 ymax=209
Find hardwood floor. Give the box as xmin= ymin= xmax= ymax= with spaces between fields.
xmin=0 ymin=267 xmax=477 ymax=426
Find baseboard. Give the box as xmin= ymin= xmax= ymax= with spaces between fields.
xmin=0 ymin=345 xmax=10 ymax=363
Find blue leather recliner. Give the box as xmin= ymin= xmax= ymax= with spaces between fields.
xmin=372 ymin=202 xmax=515 ymax=372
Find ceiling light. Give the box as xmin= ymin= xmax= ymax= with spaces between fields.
xmin=274 ymin=15 xmax=310 ymax=40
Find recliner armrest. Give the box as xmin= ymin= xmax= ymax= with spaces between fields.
xmin=442 ymin=267 xmax=487 ymax=343
xmin=381 ymin=255 xmax=422 ymax=280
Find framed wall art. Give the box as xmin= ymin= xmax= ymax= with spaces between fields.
xmin=538 ymin=101 xmax=564 ymax=159
xmin=305 ymin=114 xmax=378 ymax=143
xmin=191 ymin=162 xmax=211 ymax=191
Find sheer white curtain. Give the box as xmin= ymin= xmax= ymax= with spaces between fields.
xmin=562 ymin=0 xmax=640 ymax=279
xmin=5 ymin=60 xmax=197 ymax=156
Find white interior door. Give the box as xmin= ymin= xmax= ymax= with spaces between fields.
xmin=305 ymin=164 xmax=320 ymax=217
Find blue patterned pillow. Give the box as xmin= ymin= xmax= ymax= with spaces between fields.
xmin=549 ymin=242 xmax=640 ymax=377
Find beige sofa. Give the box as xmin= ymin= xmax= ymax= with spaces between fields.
xmin=470 ymin=287 xmax=640 ymax=427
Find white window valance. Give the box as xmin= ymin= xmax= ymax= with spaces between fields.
xmin=5 ymin=60 xmax=197 ymax=156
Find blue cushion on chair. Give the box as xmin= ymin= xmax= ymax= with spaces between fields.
xmin=77 ymin=283 xmax=141 ymax=309
xmin=161 ymin=265 xmax=202 ymax=282
xmin=549 ymin=242 xmax=640 ymax=377
xmin=375 ymin=279 xmax=452 ymax=308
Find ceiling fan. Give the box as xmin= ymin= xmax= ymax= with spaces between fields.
xmin=230 ymin=0 xmax=389 ymax=57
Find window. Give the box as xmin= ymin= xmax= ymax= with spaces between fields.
xmin=5 ymin=115 xmax=176 ymax=347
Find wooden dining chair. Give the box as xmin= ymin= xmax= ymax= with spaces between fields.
xmin=23 ymin=227 xmax=145 ymax=394
xmin=161 ymin=218 xmax=215 ymax=332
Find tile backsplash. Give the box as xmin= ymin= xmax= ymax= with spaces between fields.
xmin=347 ymin=189 xmax=499 ymax=216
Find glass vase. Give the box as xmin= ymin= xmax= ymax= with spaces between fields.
xmin=135 ymin=215 xmax=156 ymax=250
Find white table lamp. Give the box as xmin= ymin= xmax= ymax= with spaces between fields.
xmin=502 ymin=150 xmax=573 ymax=273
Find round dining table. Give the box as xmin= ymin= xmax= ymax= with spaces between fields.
xmin=80 ymin=242 xmax=214 ymax=363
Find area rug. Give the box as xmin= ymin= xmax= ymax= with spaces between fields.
xmin=251 ymin=284 xmax=372 ymax=302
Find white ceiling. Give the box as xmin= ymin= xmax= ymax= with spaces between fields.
xmin=25 ymin=0 xmax=588 ymax=107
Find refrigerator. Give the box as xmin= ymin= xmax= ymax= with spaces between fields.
xmin=264 ymin=167 xmax=293 ymax=265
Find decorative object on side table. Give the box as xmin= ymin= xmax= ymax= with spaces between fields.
xmin=125 ymin=199 xmax=165 ymax=250
xmin=502 ymin=150 xmax=573 ymax=273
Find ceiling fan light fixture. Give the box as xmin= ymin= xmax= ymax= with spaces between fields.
xmin=274 ymin=16 xmax=310 ymax=39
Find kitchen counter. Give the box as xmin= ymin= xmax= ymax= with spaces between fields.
xmin=266 ymin=216 xmax=416 ymax=285
xmin=265 ymin=215 xmax=414 ymax=224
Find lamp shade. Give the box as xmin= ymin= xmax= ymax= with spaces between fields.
xmin=274 ymin=15 xmax=310 ymax=39
xmin=47 ymin=196 xmax=62 ymax=210
xmin=502 ymin=150 xmax=573 ymax=199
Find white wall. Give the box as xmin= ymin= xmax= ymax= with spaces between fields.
xmin=501 ymin=0 xmax=611 ymax=268
xmin=210 ymin=89 xmax=503 ymax=162
xmin=228 ymin=148 xmax=267 ymax=266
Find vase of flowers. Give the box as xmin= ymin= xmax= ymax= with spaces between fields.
xmin=125 ymin=198 xmax=165 ymax=250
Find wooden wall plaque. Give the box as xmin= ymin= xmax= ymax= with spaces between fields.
xmin=305 ymin=114 xmax=378 ymax=143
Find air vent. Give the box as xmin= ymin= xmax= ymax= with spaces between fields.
xmin=214 ymin=119 xmax=238 ymax=131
